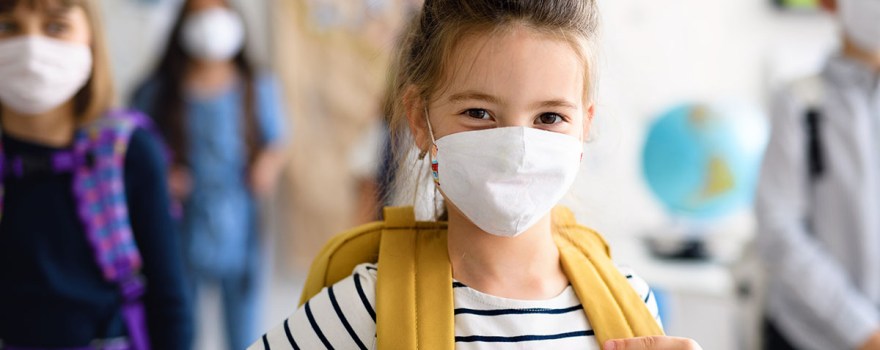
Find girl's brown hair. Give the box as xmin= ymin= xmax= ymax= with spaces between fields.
xmin=384 ymin=0 xmax=600 ymax=211
xmin=0 ymin=0 xmax=115 ymax=123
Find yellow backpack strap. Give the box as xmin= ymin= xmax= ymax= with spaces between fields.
xmin=299 ymin=221 xmax=385 ymax=306
xmin=552 ymin=207 xmax=664 ymax=346
xmin=376 ymin=207 xmax=454 ymax=350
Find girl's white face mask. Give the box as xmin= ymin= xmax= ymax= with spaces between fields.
xmin=838 ymin=0 xmax=880 ymax=53
xmin=181 ymin=7 xmax=245 ymax=61
xmin=427 ymin=116 xmax=584 ymax=237
xmin=0 ymin=36 xmax=93 ymax=116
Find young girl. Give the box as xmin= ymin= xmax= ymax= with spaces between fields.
xmin=0 ymin=0 xmax=192 ymax=349
xmin=131 ymin=0 xmax=287 ymax=348
xmin=254 ymin=1 xmax=701 ymax=349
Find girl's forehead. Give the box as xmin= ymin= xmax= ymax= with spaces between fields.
xmin=187 ymin=0 xmax=229 ymax=12
xmin=439 ymin=26 xmax=587 ymax=104
xmin=0 ymin=0 xmax=76 ymax=14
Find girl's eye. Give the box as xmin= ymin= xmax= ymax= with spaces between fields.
xmin=0 ymin=20 xmax=17 ymax=35
xmin=464 ymin=109 xmax=492 ymax=120
xmin=538 ymin=113 xmax=564 ymax=125
xmin=45 ymin=21 xmax=68 ymax=36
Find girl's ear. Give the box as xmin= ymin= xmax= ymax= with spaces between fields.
xmin=404 ymin=86 xmax=431 ymax=152
xmin=583 ymin=102 xmax=595 ymax=142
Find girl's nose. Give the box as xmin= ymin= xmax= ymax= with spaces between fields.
xmin=496 ymin=115 xmax=532 ymax=128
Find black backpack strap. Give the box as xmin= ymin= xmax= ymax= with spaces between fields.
xmin=792 ymin=75 xmax=826 ymax=183
xmin=805 ymin=107 xmax=824 ymax=181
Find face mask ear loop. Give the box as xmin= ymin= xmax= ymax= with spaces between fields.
xmin=424 ymin=106 xmax=437 ymax=145
xmin=423 ymin=105 xmax=442 ymax=219
xmin=418 ymin=106 xmax=437 ymax=160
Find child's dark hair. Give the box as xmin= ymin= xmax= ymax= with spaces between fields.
xmin=145 ymin=0 xmax=260 ymax=167
xmin=384 ymin=0 xmax=600 ymax=213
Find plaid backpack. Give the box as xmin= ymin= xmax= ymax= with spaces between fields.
xmin=0 ymin=110 xmax=162 ymax=350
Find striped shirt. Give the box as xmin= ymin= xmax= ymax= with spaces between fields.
xmin=251 ymin=263 xmax=661 ymax=350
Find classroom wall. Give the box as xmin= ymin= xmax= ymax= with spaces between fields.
xmin=572 ymin=0 xmax=837 ymax=239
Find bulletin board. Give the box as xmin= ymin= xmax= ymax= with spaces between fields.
xmin=772 ymin=0 xmax=820 ymax=10
xmin=272 ymin=0 xmax=421 ymax=270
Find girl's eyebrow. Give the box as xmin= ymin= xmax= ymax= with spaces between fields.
xmin=532 ymin=99 xmax=577 ymax=110
xmin=449 ymin=91 xmax=576 ymax=110
xmin=448 ymin=91 xmax=500 ymax=104
xmin=44 ymin=6 xmax=72 ymax=17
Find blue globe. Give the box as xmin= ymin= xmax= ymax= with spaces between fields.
xmin=642 ymin=103 xmax=769 ymax=221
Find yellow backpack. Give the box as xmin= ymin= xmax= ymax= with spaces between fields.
xmin=300 ymin=206 xmax=664 ymax=349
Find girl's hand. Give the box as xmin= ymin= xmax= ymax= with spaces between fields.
xmin=604 ymin=336 xmax=703 ymax=350
xmin=168 ymin=165 xmax=193 ymax=201
xmin=249 ymin=148 xmax=286 ymax=198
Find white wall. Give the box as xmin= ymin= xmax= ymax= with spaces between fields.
xmin=570 ymin=0 xmax=838 ymax=239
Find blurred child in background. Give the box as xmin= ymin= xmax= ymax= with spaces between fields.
xmin=131 ymin=0 xmax=287 ymax=349
xmin=0 ymin=0 xmax=192 ymax=349
xmin=757 ymin=0 xmax=880 ymax=349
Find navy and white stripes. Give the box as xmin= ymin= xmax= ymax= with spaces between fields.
xmin=251 ymin=263 xmax=660 ymax=350
xmin=454 ymin=330 xmax=595 ymax=343
xmin=453 ymin=304 xmax=584 ymax=316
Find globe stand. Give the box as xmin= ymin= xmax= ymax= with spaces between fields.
xmin=646 ymin=236 xmax=710 ymax=260
xmin=644 ymin=216 xmax=713 ymax=260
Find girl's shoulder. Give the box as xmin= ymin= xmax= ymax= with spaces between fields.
xmin=615 ymin=264 xmax=648 ymax=293
xmin=616 ymin=264 xmax=663 ymax=328
xmin=120 ymin=126 xmax=169 ymax=190
xmin=254 ymin=263 xmax=379 ymax=350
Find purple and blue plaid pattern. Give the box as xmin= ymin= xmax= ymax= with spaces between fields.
xmin=72 ymin=112 xmax=144 ymax=282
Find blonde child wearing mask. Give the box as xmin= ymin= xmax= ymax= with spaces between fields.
xmin=254 ymin=0 xmax=702 ymax=349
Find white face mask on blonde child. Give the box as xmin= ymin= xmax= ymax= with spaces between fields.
xmin=0 ymin=36 xmax=92 ymax=115
xmin=425 ymin=110 xmax=584 ymax=237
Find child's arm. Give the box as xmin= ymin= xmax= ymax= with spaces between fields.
xmin=251 ymin=263 xmax=378 ymax=350
xmin=124 ymin=129 xmax=194 ymax=350
xmin=254 ymin=73 xmax=288 ymax=147
xmin=250 ymin=73 xmax=289 ymax=198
